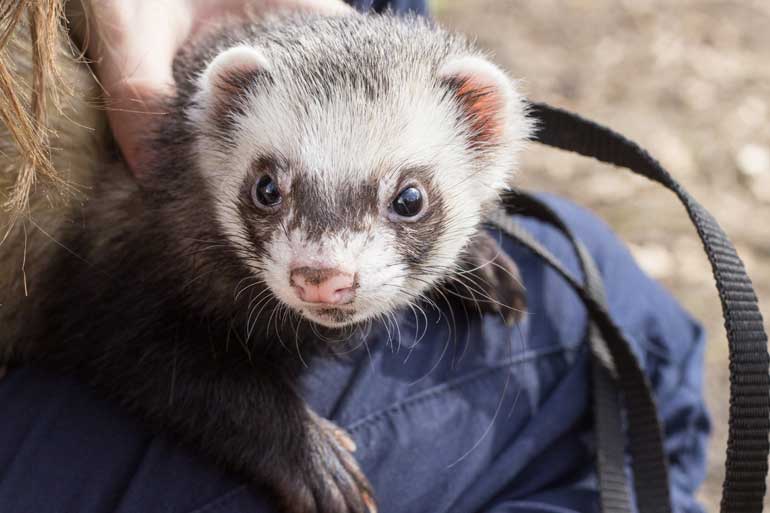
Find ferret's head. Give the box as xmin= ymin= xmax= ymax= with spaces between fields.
xmin=178 ymin=15 xmax=531 ymax=328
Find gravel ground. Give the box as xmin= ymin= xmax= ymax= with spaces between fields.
xmin=433 ymin=1 xmax=770 ymax=509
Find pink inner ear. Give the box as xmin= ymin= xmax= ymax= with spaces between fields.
xmin=452 ymin=76 xmax=504 ymax=148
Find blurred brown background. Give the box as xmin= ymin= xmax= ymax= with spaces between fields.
xmin=432 ymin=0 xmax=770 ymax=509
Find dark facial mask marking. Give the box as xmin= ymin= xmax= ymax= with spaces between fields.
xmin=389 ymin=169 xmax=446 ymax=271
xmin=236 ymin=156 xmax=285 ymax=259
xmin=288 ymin=174 xmax=379 ymax=241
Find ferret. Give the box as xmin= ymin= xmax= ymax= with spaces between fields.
xmin=0 ymin=13 xmax=531 ymax=513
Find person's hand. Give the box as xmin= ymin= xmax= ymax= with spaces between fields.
xmin=87 ymin=0 xmax=352 ymax=175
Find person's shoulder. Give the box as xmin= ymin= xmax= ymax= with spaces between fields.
xmin=521 ymin=192 xmax=634 ymax=267
xmin=0 ymin=366 xmax=268 ymax=513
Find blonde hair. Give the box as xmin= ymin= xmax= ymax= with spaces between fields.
xmin=0 ymin=0 xmax=107 ymax=251
xmin=0 ymin=0 xmax=70 ymax=216
xmin=0 ymin=1 xmax=103 ymax=345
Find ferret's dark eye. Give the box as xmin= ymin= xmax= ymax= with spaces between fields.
xmin=391 ymin=186 xmax=424 ymax=219
xmin=252 ymin=175 xmax=282 ymax=209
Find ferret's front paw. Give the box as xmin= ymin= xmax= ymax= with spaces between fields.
xmin=276 ymin=410 xmax=375 ymax=513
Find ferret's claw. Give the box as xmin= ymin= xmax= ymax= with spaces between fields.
xmin=363 ymin=492 xmax=377 ymax=513
xmin=277 ymin=409 xmax=374 ymax=513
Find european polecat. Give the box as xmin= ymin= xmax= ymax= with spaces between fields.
xmin=1 ymin=13 xmax=531 ymax=513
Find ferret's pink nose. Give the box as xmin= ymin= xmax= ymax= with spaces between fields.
xmin=290 ymin=267 xmax=357 ymax=305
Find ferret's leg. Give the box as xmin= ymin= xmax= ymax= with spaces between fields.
xmin=86 ymin=355 xmax=373 ymax=513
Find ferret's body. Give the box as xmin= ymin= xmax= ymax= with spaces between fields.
xmin=1 ymin=13 xmax=530 ymax=513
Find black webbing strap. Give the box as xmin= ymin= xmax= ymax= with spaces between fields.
xmin=489 ymin=194 xmax=668 ymax=513
xmin=519 ymin=102 xmax=770 ymax=513
xmin=509 ymin=196 xmax=637 ymax=513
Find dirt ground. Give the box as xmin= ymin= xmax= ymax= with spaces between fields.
xmin=433 ymin=0 xmax=770 ymax=509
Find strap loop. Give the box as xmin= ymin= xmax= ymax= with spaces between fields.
xmin=514 ymin=102 xmax=770 ymax=513
xmin=489 ymin=197 xmax=671 ymax=513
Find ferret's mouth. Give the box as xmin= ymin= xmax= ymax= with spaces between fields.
xmin=302 ymin=305 xmax=359 ymax=327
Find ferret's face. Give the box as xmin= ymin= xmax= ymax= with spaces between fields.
xmin=188 ymin=37 xmax=530 ymax=328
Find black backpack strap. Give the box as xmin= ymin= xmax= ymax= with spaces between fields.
xmin=488 ymin=193 xmax=667 ymax=513
xmin=521 ymin=102 xmax=770 ymax=513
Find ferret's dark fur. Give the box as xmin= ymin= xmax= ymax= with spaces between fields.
xmin=2 ymin=13 xmax=528 ymax=513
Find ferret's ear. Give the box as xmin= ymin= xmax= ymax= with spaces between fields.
xmin=439 ymin=56 xmax=521 ymax=149
xmin=200 ymin=46 xmax=270 ymax=102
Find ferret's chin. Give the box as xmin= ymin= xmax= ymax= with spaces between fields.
xmin=300 ymin=306 xmax=364 ymax=328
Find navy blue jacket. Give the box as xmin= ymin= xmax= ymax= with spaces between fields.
xmin=0 ymin=195 xmax=709 ymax=513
